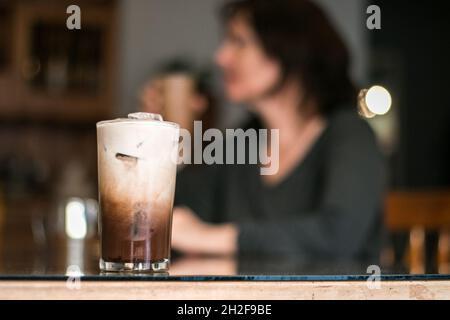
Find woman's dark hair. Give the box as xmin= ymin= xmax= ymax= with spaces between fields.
xmin=221 ymin=0 xmax=357 ymax=115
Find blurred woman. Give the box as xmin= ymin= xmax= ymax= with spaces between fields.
xmin=172 ymin=0 xmax=385 ymax=263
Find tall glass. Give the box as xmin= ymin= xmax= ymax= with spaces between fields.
xmin=96 ymin=113 xmax=179 ymax=272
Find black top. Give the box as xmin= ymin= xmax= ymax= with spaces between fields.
xmin=175 ymin=108 xmax=386 ymax=263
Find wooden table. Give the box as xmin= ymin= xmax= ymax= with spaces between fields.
xmin=0 ymin=278 xmax=449 ymax=300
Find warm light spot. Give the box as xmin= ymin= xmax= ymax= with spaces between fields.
xmin=365 ymin=85 xmax=392 ymax=115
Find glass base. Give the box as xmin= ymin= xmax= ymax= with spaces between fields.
xmin=99 ymin=258 xmax=170 ymax=273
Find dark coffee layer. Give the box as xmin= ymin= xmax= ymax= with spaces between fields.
xmin=99 ymin=195 xmax=172 ymax=263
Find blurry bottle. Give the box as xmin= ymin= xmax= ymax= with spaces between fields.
xmin=44 ymin=160 xmax=99 ymax=272
xmin=53 ymin=159 xmax=97 ymax=238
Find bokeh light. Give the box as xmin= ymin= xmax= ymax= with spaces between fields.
xmin=365 ymin=85 xmax=392 ymax=115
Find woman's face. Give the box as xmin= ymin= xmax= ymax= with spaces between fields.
xmin=215 ymin=16 xmax=281 ymax=104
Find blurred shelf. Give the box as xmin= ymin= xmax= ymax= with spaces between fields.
xmin=0 ymin=0 xmax=117 ymax=122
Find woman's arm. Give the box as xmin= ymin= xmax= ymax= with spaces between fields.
xmin=173 ymin=164 xmax=237 ymax=256
xmin=172 ymin=206 xmax=237 ymax=256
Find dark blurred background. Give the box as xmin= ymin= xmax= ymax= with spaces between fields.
xmin=370 ymin=0 xmax=450 ymax=188
xmin=0 ymin=0 xmax=448 ymax=274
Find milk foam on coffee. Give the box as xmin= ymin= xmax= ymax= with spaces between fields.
xmin=97 ymin=115 xmax=179 ymax=207
xmin=97 ymin=113 xmax=179 ymax=268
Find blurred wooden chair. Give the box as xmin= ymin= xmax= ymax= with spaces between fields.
xmin=385 ymin=190 xmax=450 ymax=274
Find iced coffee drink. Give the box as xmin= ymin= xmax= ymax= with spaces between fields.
xmin=97 ymin=113 xmax=179 ymax=272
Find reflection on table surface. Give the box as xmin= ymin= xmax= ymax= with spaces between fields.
xmin=0 ymin=198 xmax=448 ymax=280
xmin=0 ymin=234 xmax=439 ymax=280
